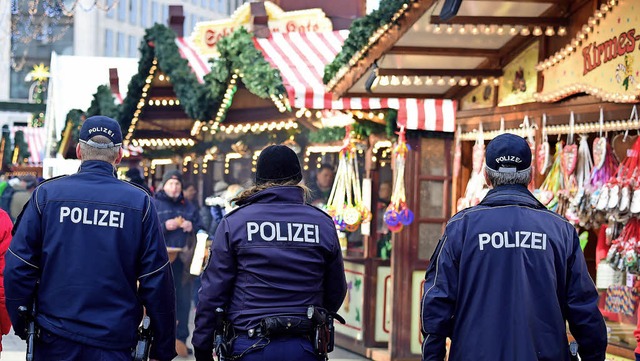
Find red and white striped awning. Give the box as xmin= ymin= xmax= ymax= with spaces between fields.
xmin=11 ymin=126 xmax=46 ymax=166
xmin=175 ymin=37 xmax=211 ymax=83
xmin=176 ymin=32 xmax=455 ymax=132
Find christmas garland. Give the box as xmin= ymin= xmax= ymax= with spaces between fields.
xmin=1 ymin=126 xmax=11 ymax=171
xmin=117 ymin=24 xmax=216 ymax=132
xmin=212 ymin=28 xmax=287 ymax=100
xmin=13 ymin=130 xmax=30 ymax=165
xmin=87 ymin=84 xmax=119 ymax=118
xmin=323 ymin=0 xmax=414 ymax=84
xmin=57 ymin=109 xmax=85 ymax=154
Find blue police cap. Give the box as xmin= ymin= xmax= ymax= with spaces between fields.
xmin=485 ymin=133 xmax=531 ymax=173
xmin=79 ymin=116 xmax=123 ymax=149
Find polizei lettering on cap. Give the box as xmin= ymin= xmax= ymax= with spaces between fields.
xmin=246 ymin=221 xmax=320 ymax=243
xmin=88 ymin=127 xmax=114 ymax=137
xmin=495 ymin=155 xmax=522 ymax=163
xmin=478 ymin=231 xmax=547 ymax=251
xmin=59 ymin=206 xmax=125 ymax=228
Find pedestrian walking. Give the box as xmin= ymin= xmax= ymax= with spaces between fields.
xmin=155 ymin=170 xmax=204 ymax=357
xmin=192 ymin=144 xmax=347 ymax=361
xmin=4 ymin=115 xmax=177 ymax=361
xmin=421 ymin=133 xmax=607 ymax=361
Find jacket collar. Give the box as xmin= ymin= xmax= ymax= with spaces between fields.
xmin=479 ymin=184 xmax=546 ymax=209
xmin=237 ymin=186 xmax=304 ymax=206
xmin=78 ymin=160 xmax=117 ymax=177
xmin=155 ymin=189 xmax=185 ymax=204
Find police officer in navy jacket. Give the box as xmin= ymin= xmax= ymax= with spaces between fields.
xmin=192 ymin=144 xmax=347 ymax=361
xmin=421 ymin=133 xmax=607 ymax=361
xmin=4 ymin=116 xmax=177 ymax=361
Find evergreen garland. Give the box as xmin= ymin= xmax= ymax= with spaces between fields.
xmin=117 ymin=24 xmax=216 ymax=132
xmin=213 ymin=28 xmax=287 ymax=99
xmin=87 ymin=85 xmax=119 ymax=118
xmin=323 ymin=0 xmax=413 ymax=84
xmin=57 ymin=109 xmax=85 ymax=154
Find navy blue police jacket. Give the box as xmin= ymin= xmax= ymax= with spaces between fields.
xmin=3 ymin=161 xmax=177 ymax=360
xmin=192 ymin=186 xmax=347 ymax=351
xmin=154 ymin=190 xmax=203 ymax=249
xmin=421 ymin=184 xmax=607 ymax=361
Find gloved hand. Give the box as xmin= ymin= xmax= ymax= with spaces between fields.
xmin=194 ymin=347 xmax=214 ymax=361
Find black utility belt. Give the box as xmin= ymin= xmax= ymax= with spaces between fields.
xmin=242 ymin=315 xmax=315 ymax=338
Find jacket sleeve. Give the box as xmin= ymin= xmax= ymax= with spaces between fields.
xmin=421 ymin=233 xmax=458 ymax=361
xmin=323 ymin=225 xmax=347 ymax=313
xmin=0 ymin=210 xmax=12 ymax=336
xmin=192 ymin=218 xmax=236 ymax=352
xmin=137 ymin=197 xmax=177 ymax=361
xmin=3 ymin=191 xmax=41 ymax=339
xmin=564 ymin=228 xmax=607 ymax=361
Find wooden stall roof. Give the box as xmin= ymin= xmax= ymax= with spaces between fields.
xmin=326 ymin=0 xmax=568 ymax=100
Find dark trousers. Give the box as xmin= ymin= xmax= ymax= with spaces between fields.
xmin=171 ymin=257 xmax=193 ymax=342
xmin=231 ymin=335 xmax=319 ymax=361
xmin=34 ymin=329 xmax=131 ymax=361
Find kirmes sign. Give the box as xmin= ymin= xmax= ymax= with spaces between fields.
xmin=536 ymin=0 xmax=640 ymax=103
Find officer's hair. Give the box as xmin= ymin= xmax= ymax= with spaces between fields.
xmin=233 ymin=180 xmax=311 ymax=204
xmin=485 ymin=166 xmax=532 ymax=187
xmin=79 ymin=135 xmax=120 ymax=163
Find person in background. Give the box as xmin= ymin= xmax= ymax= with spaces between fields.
xmin=9 ymin=175 xmax=38 ymax=221
xmin=0 ymin=209 xmax=12 ymax=353
xmin=4 ymin=115 xmax=176 ymax=361
xmin=308 ymin=164 xmax=335 ymax=207
xmin=155 ymin=170 xmax=204 ymax=357
xmin=420 ymin=133 xmax=607 ymax=361
xmin=183 ymin=183 xmax=198 ymax=206
xmin=192 ymin=145 xmax=347 ymax=361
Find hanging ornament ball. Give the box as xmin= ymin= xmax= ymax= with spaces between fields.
xmin=345 ymin=223 xmax=360 ymax=232
xmin=358 ymin=205 xmax=372 ymax=223
xmin=398 ymin=208 xmax=414 ymax=226
xmin=384 ymin=209 xmax=400 ymax=227
xmin=343 ymin=206 xmax=362 ymax=226
xmin=325 ymin=205 xmax=337 ymax=218
xmin=388 ymin=223 xmax=404 ymax=233
xmin=333 ymin=216 xmax=347 ymax=231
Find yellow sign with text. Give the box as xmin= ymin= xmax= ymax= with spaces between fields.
xmin=190 ymin=1 xmax=333 ymax=58
xmin=537 ymin=0 xmax=640 ymax=103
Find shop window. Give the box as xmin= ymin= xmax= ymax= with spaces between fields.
xmin=420 ymin=181 xmax=444 ymax=218
xmin=118 ymin=0 xmax=127 ymax=22
xmin=141 ymin=0 xmax=149 ymax=27
xmin=418 ymin=223 xmax=444 ymax=260
xmin=420 ymin=140 xmax=447 ymax=176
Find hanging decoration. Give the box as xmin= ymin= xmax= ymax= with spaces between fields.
xmin=535 ymin=142 xmax=565 ymax=210
xmin=325 ymin=127 xmax=371 ymax=232
xmin=383 ymin=127 xmax=413 ymax=233
xmin=457 ymin=124 xmax=489 ymax=211
xmin=537 ymin=114 xmax=551 ymax=175
xmin=565 ymin=134 xmax=593 ymax=225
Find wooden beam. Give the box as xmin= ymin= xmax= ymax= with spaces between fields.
xmin=378 ymin=68 xmax=503 ymax=77
xmin=327 ymin=0 xmax=439 ymax=97
xmin=388 ymin=46 xmax=500 ymax=58
xmin=431 ymin=15 xmax=569 ymax=27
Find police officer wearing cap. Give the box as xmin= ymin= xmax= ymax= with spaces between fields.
xmin=4 ymin=116 xmax=177 ymax=360
xmin=192 ymin=144 xmax=347 ymax=361
xmin=421 ymin=133 xmax=607 ymax=361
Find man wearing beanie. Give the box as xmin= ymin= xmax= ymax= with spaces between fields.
xmin=421 ymin=133 xmax=607 ymax=361
xmin=193 ymin=144 xmax=347 ymax=361
xmin=155 ymin=169 xmax=204 ymax=357
xmin=4 ymin=115 xmax=177 ymax=360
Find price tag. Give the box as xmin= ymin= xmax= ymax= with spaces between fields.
xmin=627 ymin=272 xmax=635 ymax=288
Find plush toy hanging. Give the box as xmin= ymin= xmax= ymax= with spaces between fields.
xmin=384 ymin=127 xmax=414 ymax=233
xmin=325 ymin=127 xmax=371 ymax=232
